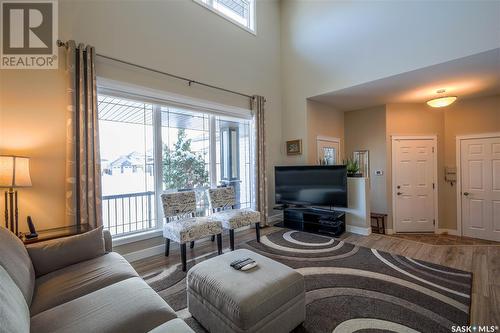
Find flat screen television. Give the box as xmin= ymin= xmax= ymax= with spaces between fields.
xmin=275 ymin=165 xmax=347 ymax=207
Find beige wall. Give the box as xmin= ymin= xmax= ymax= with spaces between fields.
xmin=0 ymin=54 xmax=68 ymax=231
xmin=344 ymin=106 xmax=387 ymax=214
xmin=0 ymin=0 xmax=282 ymax=232
xmin=306 ymin=100 xmax=344 ymax=164
xmin=350 ymin=95 xmax=500 ymax=231
xmin=280 ymin=0 xmax=500 ymax=163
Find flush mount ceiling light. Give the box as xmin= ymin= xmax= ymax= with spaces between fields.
xmin=426 ymin=89 xmax=457 ymax=108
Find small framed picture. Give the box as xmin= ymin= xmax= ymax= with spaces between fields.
xmin=286 ymin=139 xmax=302 ymax=155
xmin=353 ymin=150 xmax=370 ymax=177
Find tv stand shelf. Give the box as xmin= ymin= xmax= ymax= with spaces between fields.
xmin=281 ymin=207 xmax=345 ymax=237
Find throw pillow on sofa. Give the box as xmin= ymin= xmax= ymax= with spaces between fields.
xmin=27 ymin=226 xmax=106 ymax=277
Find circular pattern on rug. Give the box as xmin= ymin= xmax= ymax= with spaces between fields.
xmin=142 ymin=229 xmax=472 ymax=333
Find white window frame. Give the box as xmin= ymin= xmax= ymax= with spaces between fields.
xmin=97 ymin=78 xmax=253 ymax=245
xmin=193 ymin=0 xmax=256 ymax=35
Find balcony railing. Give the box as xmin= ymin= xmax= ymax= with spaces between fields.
xmin=102 ymin=191 xmax=155 ymax=237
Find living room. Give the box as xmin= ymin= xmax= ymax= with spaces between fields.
xmin=1 ymin=1 xmax=499 ymax=332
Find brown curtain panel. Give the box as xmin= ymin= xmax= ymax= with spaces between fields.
xmin=64 ymin=41 xmax=103 ymax=229
xmin=252 ymin=95 xmax=268 ymax=226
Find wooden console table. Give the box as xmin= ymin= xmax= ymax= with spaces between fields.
xmin=22 ymin=224 xmax=90 ymax=245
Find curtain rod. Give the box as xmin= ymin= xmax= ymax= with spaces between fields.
xmin=57 ymin=40 xmax=254 ymax=100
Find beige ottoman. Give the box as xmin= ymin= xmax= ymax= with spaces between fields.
xmin=187 ymin=249 xmax=305 ymax=333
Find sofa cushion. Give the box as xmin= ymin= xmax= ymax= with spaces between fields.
xmin=147 ymin=319 xmax=194 ymax=333
xmin=0 ymin=225 xmax=35 ymax=305
xmin=211 ymin=208 xmax=261 ymax=229
xmin=163 ymin=217 xmax=222 ymax=244
xmin=30 ymin=252 xmax=139 ymax=315
xmin=30 ymin=277 xmax=177 ymax=333
xmin=0 ymin=265 xmax=30 ymax=333
xmin=27 ymin=226 xmax=105 ymax=277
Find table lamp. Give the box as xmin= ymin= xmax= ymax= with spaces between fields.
xmin=0 ymin=155 xmax=32 ymax=236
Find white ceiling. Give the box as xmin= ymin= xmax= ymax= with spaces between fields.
xmin=310 ymin=48 xmax=500 ymax=111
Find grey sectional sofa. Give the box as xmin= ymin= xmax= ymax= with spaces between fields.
xmin=0 ymin=225 xmax=194 ymax=333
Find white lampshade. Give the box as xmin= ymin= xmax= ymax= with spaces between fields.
xmin=426 ymin=96 xmax=457 ymax=108
xmin=0 ymin=155 xmax=32 ymax=188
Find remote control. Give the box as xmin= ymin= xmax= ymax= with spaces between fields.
xmin=240 ymin=262 xmax=257 ymax=271
xmin=234 ymin=259 xmax=255 ymax=270
xmin=230 ymin=258 xmax=251 ymax=268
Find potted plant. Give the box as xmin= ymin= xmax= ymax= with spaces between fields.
xmin=345 ymin=158 xmax=361 ymax=177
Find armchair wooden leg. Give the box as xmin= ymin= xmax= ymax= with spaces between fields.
xmin=190 ymin=241 xmax=195 ymax=249
xmin=216 ymin=233 xmax=222 ymax=255
xmin=255 ymin=222 xmax=261 ymax=243
xmin=181 ymin=243 xmax=187 ymax=272
xmin=165 ymin=238 xmax=170 ymax=256
xmin=211 ymin=235 xmax=215 ymax=242
xmin=229 ymin=229 xmax=235 ymax=251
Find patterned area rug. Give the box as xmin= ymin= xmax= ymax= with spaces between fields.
xmin=142 ymin=229 xmax=472 ymax=332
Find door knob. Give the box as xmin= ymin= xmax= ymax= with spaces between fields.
xmin=463 ymin=192 xmax=469 ymax=196
xmin=397 ymin=192 xmax=403 ymax=195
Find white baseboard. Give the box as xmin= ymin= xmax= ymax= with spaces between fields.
xmin=385 ymin=228 xmax=459 ymax=236
xmin=436 ymin=228 xmax=460 ymax=236
xmin=346 ymin=225 xmax=371 ymax=236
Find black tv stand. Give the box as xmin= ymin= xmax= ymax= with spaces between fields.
xmin=280 ymin=207 xmax=346 ymax=237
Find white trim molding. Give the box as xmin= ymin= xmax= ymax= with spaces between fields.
xmin=436 ymin=229 xmax=459 ymax=236
xmin=346 ymin=225 xmax=372 ymax=236
xmin=384 ymin=228 xmax=458 ymax=236
xmin=455 ymin=132 xmax=500 ymax=238
xmin=192 ymin=0 xmax=256 ymax=35
xmin=112 ymin=229 xmax=163 ymax=247
xmin=316 ymin=135 xmax=341 ymax=142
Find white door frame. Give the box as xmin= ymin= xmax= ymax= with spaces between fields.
xmin=455 ymin=132 xmax=500 ymax=237
xmin=316 ymin=136 xmax=341 ymax=163
xmin=391 ymin=135 xmax=438 ymax=233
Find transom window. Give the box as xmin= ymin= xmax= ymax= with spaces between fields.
xmin=195 ymin=0 xmax=255 ymax=33
xmin=98 ymin=93 xmax=255 ymax=237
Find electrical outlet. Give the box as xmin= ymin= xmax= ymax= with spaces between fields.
xmin=375 ymin=170 xmax=384 ymax=176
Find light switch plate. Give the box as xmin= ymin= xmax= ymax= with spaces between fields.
xmin=375 ymin=170 xmax=384 ymax=176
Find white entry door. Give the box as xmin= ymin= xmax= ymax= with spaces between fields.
xmin=460 ymin=137 xmax=500 ymax=241
xmin=393 ymin=137 xmax=436 ymax=232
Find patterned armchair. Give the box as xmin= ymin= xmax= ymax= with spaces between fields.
xmin=161 ymin=191 xmax=223 ymax=271
xmin=208 ymin=187 xmax=261 ymax=251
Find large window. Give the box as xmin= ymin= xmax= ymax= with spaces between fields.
xmin=98 ymin=93 xmax=254 ymax=237
xmin=195 ymin=0 xmax=255 ymax=33
xmin=98 ymin=96 xmax=155 ymax=236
